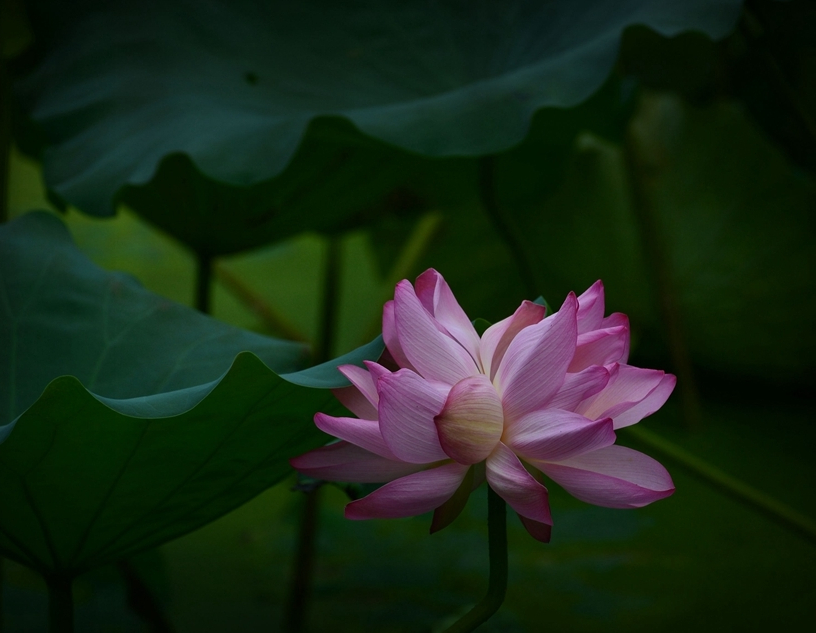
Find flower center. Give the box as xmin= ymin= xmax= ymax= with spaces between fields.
xmin=433 ymin=374 xmax=504 ymax=465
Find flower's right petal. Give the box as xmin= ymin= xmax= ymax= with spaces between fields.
xmin=394 ymin=280 xmax=478 ymax=384
xmin=383 ymin=299 xmax=416 ymax=372
xmin=486 ymin=443 xmax=552 ymax=531
xmin=600 ymin=313 xmax=630 ymax=363
xmin=535 ymin=445 xmax=675 ymax=508
xmin=291 ymin=442 xmax=423 ymax=483
xmin=495 ymin=293 xmax=578 ymax=423
xmin=415 ymin=269 xmax=482 ymax=366
xmin=576 ymin=280 xmax=605 ymax=334
xmin=480 ymin=300 xmax=546 ymax=381
xmin=503 ymin=410 xmax=616 ymax=462
xmin=378 ymin=369 xmax=449 ymax=463
xmin=568 ymin=325 xmax=628 ymax=372
xmin=314 ymin=413 xmax=395 ymax=459
xmin=547 ymin=365 xmax=609 ymax=411
xmin=577 ymin=364 xmax=670 ymax=428
xmin=345 ymin=462 xmax=469 ymax=519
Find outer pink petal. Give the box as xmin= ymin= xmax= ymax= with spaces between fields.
xmin=610 ymin=373 xmax=676 ymax=429
xmin=577 ymin=364 xmax=670 ymax=429
xmin=535 ymin=445 xmax=675 ymax=508
xmin=332 ymin=385 xmax=377 ymax=421
xmin=345 ymin=462 xmax=470 ymax=519
xmin=314 ymin=413 xmax=395 ymax=459
xmin=568 ymin=325 xmax=629 ymax=372
xmin=547 ymin=365 xmax=609 ymax=411
xmin=394 ymin=281 xmax=478 ymax=384
xmin=486 ymin=442 xmax=552 ymax=528
xmin=600 ymin=313 xmax=630 ymax=363
xmin=503 ymin=410 xmax=616 ymax=462
xmin=383 ymin=300 xmax=417 ymax=371
xmin=291 ymin=442 xmax=423 ymax=483
xmin=479 ymin=300 xmax=546 ymax=381
xmin=495 ymin=293 xmax=578 ymax=423
xmin=414 ymin=269 xmax=482 ymax=366
xmin=576 ymin=280 xmax=605 ymax=334
xmin=377 ymin=369 xmax=449 ymax=464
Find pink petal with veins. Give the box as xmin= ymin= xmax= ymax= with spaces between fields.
xmin=503 ymin=410 xmax=616 ymax=462
xmin=495 ymin=294 xmax=577 ymax=423
xmin=547 ymin=365 xmax=609 ymax=411
xmin=394 ymin=281 xmax=478 ymax=384
xmin=480 ymin=300 xmax=546 ymax=381
xmin=535 ymin=445 xmax=675 ymax=508
xmin=383 ymin=299 xmax=416 ymax=372
xmin=291 ymin=442 xmax=423 ymax=483
xmin=345 ymin=462 xmax=470 ymax=519
xmin=569 ymin=325 xmax=629 ymax=372
xmin=577 ymin=364 xmax=671 ymax=428
xmin=314 ymin=413 xmax=395 ymax=459
xmin=486 ymin=443 xmax=552 ymax=531
xmin=576 ymin=280 xmax=605 ymax=334
xmin=415 ymin=269 xmax=482 ymax=366
xmin=377 ymin=369 xmax=449 ymax=464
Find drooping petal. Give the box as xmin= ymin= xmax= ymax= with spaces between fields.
xmin=291 ymin=442 xmax=423 ymax=483
xmin=314 ymin=413 xmax=395 ymax=459
xmin=394 ymin=280 xmax=478 ymax=384
xmin=434 ymin=375 xmax=504 ymax=465
xmin=547 ymin=365 xmax=609 ymax=411
xmin=431 ymin=465 xmax=475 ymax=533
xmin=535 ymin=445 xmax=675 ymax=508
xmin=495 ymin=293 xmax=578 ymax=423
xmin=345 ymin=462 xmax=470 ymax=519
xmin=503 ymin=410 xmax=616 ymax=462
xmin=415 ymin=269 xmax=482 ymax=367
xmin=568 ymin=325 xmax=629 ymax=372
xmin=480 ymin=300 xmax=546 ymax=381
xmin=377 ymin=369 xmax=449 ymax=464
xmin=576 ymin=280 xmax=605 ymax=334
xmin=577 ymin=364 xmax=671 ymax=429
xmin=383 ymin=299 xmax=417 ymax=372
xmin=608 ymin=373 xmax=676 ymax=429
xmin=486 ymin=442 xmax=552 ymax=530
xmin=518 ymin=515 xmax=552 ymax=543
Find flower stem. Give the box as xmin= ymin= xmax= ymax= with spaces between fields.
xmin=443 ymin=487 xmax=508 ymax=633
xmin=46 ymin=576 xmax=73 ymax=633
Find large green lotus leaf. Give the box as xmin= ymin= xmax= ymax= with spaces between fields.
xmin=16 ymin=0 xmax=742 ymax=222
xmin=0 ymin=211 xmax=383 ymax=576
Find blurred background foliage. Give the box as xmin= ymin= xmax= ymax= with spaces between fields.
xmin=1 ymin=0 xmax=815 ymax=631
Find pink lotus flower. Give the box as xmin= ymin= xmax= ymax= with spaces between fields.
xmin=291 ymin=270 xmax=675 ymax=542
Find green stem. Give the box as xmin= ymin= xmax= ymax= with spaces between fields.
xmin=443 ymin=487 xmax=508 ymax=633
xmin=283 ymin=234 xmax=341 ymax=632
xmin=625 ymin=426 xmax=816 ymax=545
xmin=195 ymin=253 xmax=213 ymax=314
xmin=46 ymin=576 xmax=73 ymax=633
